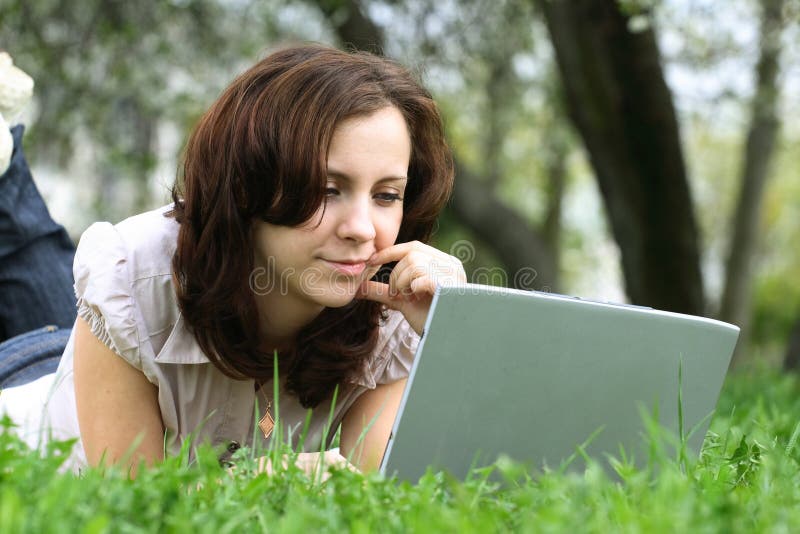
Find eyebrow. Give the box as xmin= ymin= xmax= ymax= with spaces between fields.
xmin=326 ymin=170 xmax=408 ymax=184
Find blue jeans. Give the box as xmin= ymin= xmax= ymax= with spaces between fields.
xmin=0 ymin=126 xmax=76 ymax=387
xmin=0 ymin=326 xmax=71 ymax=388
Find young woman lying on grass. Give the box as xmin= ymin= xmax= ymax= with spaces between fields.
xmin=0 ymin=44 xmax=464 ymax=476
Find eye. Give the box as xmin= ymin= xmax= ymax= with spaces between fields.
xmin=374 ymin=192 xmax=403 ymax=204
xmin=325 ymin=187 xmax=340 ymax=197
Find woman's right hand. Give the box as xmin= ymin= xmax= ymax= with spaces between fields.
xmin=255 ymin=450 xmax=358 ymax=481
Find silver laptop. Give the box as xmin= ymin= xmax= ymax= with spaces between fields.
xmin=380 ymin=284 xmax=739 ymax=481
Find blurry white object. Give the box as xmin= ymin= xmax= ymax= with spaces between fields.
xmin=0 ymin=52 xmax=34 ymax=121
xmin=0 ymin=113 xmax=12 ymax=175
xmin=0 ymin=51 xmax=34 ymax=176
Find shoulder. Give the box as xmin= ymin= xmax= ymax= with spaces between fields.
xmin=77 ymin=204 xmax=178 ymax=280
xmin=73 ymin=205 xmax=181 ymax=370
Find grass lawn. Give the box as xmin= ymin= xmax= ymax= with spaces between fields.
xmin=2 ymin=368 xmax=800 ymax=533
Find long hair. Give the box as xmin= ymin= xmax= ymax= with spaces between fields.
xmin=170 ymin=44 xmax=454 ymax=408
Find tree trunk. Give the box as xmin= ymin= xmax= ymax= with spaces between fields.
xmin=719 ymin=0 xmax=785 ymax=365
xmin=450 ymin=163 xmax=558 ymax=290
xmin=541 ymin=76 xmax=570 ymax=259
xmin=784 ymin=317 xmax=800 ymax=372
xmin=316 ymin=0 xmax=385 ymax=54
xmin=132 ymin=109 xmax=156 ymax=213
xmin=542 ymin=135 xmax=566 ymax=265
xmin=536 ymin=0 xmax=704 ymax=315
xmin=484 ymin=59 xmax=511 ymax=190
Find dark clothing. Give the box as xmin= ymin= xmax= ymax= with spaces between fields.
xmin=0 ymin=125 xmax=75 ymax=385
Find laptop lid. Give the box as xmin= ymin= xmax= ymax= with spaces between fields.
xmin=380 ymin=284 xmax=739 ymax=481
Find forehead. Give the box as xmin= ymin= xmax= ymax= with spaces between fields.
xmin=326 ymin=106 xmax=412 ymax=178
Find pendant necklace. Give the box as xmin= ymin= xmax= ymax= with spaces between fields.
xmin=255 ymin=380 xmax=275 ymax=439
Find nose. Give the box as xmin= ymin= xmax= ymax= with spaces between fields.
xmin=336 ymin=197 xmax=376 ymax=243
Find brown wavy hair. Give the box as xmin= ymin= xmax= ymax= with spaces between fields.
xmin=170 ymin=44 xmax=454 ymax=408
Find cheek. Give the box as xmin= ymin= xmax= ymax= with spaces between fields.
xmin=375 ymin=209 xmax=404 ymax=249
xmin=255 ymin=225 xmax=310 ymax=266
xmin=252 ymin=227 xmax=274 ymax=261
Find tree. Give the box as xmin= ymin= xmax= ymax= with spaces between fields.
xmin=1 ymin=0 xmax=255 ymax=221
xmin=535 ymin=0 xmax=705 ymax=315
xmin=784 ymin=317 xmax=800 ymax=371
xmin=719 ymin=0 xmax=787 ymax=361
xmin=315 ymin=0 xmax=385 ymax=54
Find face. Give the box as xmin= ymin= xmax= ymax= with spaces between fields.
xmin=253 ymin=105 xmax=411 ymax=311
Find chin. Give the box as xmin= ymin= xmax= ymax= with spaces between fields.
xmin=310 ymin=285 xmax=359 ymax=308
xmin=321 ymin=297 xmax=357 ymax=309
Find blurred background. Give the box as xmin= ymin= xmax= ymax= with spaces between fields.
xmin=1 ymin=0 xmax=798 ymax=369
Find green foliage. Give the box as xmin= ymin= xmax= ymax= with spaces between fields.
xmin=752 ymin=274 xmax=800 ymax=346
xmin=617 ymin=0 xmax=662 ymax=16
xmin=2 ymin=369 xmax=800 ymax=531
xmin=686 ymin=116 xmax=800 ymax=350
xmin=0 ymin=0 xmax=295 ymax=220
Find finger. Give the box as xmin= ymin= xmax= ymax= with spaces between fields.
xmin=388 ymin=251 xmax=424 ymax=295
xmin=325 ymin=451 xmax=358 ymax=472
xmin=370 ymin=241 xmax=449 ymax=267
xmin=410 ymin=275 xmax=438 ymax=295
xmin=361 ymin=263 xmax=383 ymax=281
xmin=356 ymin=280 xmax=401 ymax=309
xmin=393 ymin=256 xmax=465 ymax=295
xmin=368 ymin=242 xmax=417 ymax=267
xmin=392 ymin=260 xmax=431 ymax=297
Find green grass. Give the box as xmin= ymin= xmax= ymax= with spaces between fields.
xmin=2 ymin=369 xmax=800 ymax=533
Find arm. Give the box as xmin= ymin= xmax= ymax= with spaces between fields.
xmin=340 ymin=378 xmax=407 ymax=472
xmin=73 ymin=316 xmax=164 ymax=476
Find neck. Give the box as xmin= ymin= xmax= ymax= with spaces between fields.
xmin=255 ymin=288 xmax=323 ymax=354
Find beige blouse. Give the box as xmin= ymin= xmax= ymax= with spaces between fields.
xmin=5 ymin=205 xmax=419 ymax=471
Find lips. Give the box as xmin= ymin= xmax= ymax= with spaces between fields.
xmin=322 ymin=259 xmax=368 ymax=276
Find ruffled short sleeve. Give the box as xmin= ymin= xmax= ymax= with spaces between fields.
xmin=354 ymin=311 xmax=421 ymax=389
xmin=73 ymin=222 xmax=142 ymax=372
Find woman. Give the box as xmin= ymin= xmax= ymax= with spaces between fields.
xmin=0 ymin=44 xmax=464 ymax=475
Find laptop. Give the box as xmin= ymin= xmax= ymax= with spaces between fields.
xmin=380 ymin=284 xmax=739 ymax=481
